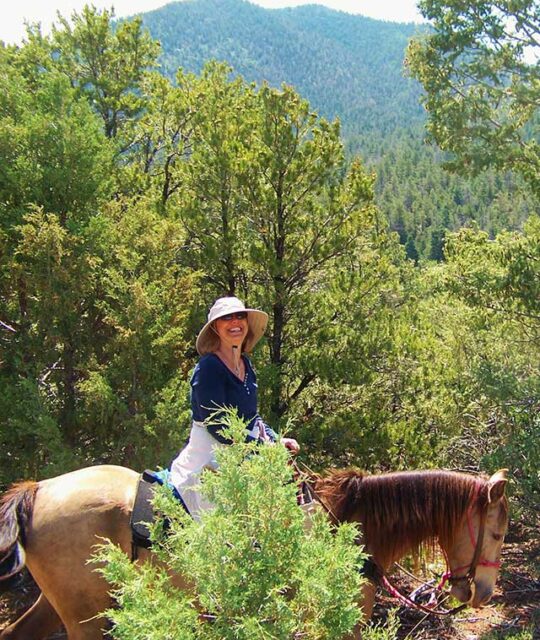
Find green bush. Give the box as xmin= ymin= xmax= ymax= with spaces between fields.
xmin=95 ymin=411 xmax=367 ymax=639
xmin=483 ymin=413 xmax=540 ymax=523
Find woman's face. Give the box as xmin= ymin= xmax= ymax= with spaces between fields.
xmin=214 ymin=312 xmax=248 ymax=350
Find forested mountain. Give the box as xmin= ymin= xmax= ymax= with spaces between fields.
xmin=140 ymin=0 xmax=425 ymax=137
xmin=136 ymin=0 xmax=537 ymax=258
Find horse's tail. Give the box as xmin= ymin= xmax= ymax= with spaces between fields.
xmin=0 ymin=481 xmax=38 ymax=589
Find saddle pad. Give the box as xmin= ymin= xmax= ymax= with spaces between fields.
xmin=130 ymin=469 xmax=191 ymax=551
xmin=130 ymin=474 xmax=156 ymax=549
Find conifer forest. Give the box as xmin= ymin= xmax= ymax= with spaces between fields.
xmin=0 ymin=1 xmax=538 ymax=638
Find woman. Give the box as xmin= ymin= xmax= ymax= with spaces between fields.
xmin=170 ymin=296 xmax=299 ymax=519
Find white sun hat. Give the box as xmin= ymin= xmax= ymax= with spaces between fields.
xmin=196 ymin=296 xmax=268 ymax=355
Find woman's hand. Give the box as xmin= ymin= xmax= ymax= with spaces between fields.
xmin=280 ymin=437 xmax=300 ymax=455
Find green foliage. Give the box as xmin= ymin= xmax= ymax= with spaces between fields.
xmin=51 ymin=6 xmax=160 ymax=139
xmin=141 ymin=0 xmax=424 ymax=138
xmin=361 ymin=611 xmax=400 ymax=640
xmin=484 ymin=415 xmax=539 ymax=517
xmin=0 ymin=377 xmax=73 ymax=486
xmin=0 ymin=57 xmax=113 ymax=229
xmin=444 ymin=216 xmax=540 ymax=329
xmin=143 ymin=0 xmax=540 ymax=260
xmin=95 ymin=412 xmax=365 ymax=640
xmin=0 ymin=14 xmax=406 ymax=482
xmin=407 ymin=0 xmax=540 ymax=195
xmin=139 ymin=0 xmax=538 ymax=259
xmin=480 ymin=626 xmax=535 ymax=640
xmin=0 ymin=11 xmax=198 ymax=478
xmin=370 ymin=129 xmax=537 ymax=260
xmin=159 ymin=62 xmax=408 ymax=436
xmin=0 ymin=4 xmax=537 ymax=547
xmin=439 ymin=217 xmax=540 ymax=514
xmin=116 ymin=70 xmax=194 ymax=203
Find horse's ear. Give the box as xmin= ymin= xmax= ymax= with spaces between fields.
xmin=487 ymin=469 xmax=508 ymax=504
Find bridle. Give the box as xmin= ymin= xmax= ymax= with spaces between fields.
xmin=438 ymin=484 xmax=501 ymax=591
xmin=396 ymin=482 xmax=502 ymax=616
xmin=294 ymin=464 xmax=500 ymax=617
xmin=376 ymin=485 xmax=493 ymax=617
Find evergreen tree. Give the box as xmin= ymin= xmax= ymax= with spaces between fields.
xmin=170 ymin=65 xmax=406 ymax=431
xmin=51 ymin=6 xmax=159 ymax=139
xmin=407 ymin=0 xmax=540 ymax=196
xmin=0 ymin=18 xmax=194 ymax=482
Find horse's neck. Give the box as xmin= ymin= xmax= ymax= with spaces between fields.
xmin=333 ymin=472 xmax=473 ymax=570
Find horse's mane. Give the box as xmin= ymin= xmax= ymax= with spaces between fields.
xmin=314 ymin=469 xmax=487 ymax=568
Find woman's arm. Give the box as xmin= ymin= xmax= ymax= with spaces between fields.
xmin=191 ymin=356 xmax=233 ymax=444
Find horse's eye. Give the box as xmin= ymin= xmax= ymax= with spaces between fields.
xmin=492 ymin=533 xmax=503 ymax=541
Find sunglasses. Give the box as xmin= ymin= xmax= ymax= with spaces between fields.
xmin=219 ymin=312 xmax=248 ymax=321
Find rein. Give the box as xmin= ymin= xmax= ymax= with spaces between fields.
xmin=293 ymin=463 xmax=495 ymax=617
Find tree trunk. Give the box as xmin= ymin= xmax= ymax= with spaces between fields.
xmin=270 ymin=179 xmax=286 ymax=420
xmin=221 ymin=190 xmax=236 ymax=294
xmin=59 ymin=339 xmax=77 ymax=445
xmin=270 ymin=296 xmax=286 ymax=420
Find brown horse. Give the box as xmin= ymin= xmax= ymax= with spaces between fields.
xmin=0 ymin=465 xmax=508 ymax=640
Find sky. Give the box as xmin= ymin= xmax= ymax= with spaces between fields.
xmin=1 ymin=0 xmax=426 ymax=45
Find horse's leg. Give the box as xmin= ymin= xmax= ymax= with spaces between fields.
xmin=0 ymin=593 xmax=62 ymax=640
xmin=359 ymin=580 xmax=376 ymax=621
xmin=344 ymin=580 xmax=376 ymax=640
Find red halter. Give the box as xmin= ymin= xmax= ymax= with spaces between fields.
xmin=438 ymin=484 xmax=501 ymax=591
xmin=381 ymin=482 xmax=502 ymax=616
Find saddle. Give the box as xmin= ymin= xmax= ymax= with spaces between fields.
xmin=130 ymin=469 xmax=190 ymax=558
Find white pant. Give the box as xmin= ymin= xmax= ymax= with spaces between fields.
xmin=170 ymin=422 xmax=318 ymax=525
xmin=170 ymin=422 xmax=226 ymax=520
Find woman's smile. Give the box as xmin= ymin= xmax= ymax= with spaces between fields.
xmin=215 ymin=317 xmax=248 ymax=345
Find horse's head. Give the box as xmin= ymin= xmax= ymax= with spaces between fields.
xmin=445 ymin=469 xmax=509 ymax=608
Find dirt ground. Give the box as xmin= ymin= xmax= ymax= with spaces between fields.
xmin=1 ymin=520 xmax=538 ymax=640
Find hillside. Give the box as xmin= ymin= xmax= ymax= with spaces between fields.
xmin=139 ymin=0 xmax=425 ymax=137
xmin=134 ymin=0 xmax=537 ymax=258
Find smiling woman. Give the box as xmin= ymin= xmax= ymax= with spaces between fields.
xmin=169 ymin=296 xmax=300 ymax=518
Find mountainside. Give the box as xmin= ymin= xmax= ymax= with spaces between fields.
xmin=135 ymin=0 xmax=536 ymax=259
xmin=139 ymin=0 xmax=425 ymax=137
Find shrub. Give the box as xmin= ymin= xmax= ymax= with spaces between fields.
xmin=95 ymin=411 xmax=366 ymax=639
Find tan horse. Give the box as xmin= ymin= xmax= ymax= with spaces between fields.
xmin=0 ymin=466 xmax=508 ymax=640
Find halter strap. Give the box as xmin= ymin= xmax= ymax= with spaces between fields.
xmin=444 ymin=484 xmax=500 ymax=588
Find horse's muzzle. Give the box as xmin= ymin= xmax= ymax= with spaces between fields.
xmin=451 ymin=580 xmax=494 ymax=608
xmin=450 ymin=580 xmax=474 ymax=605
xmin=470 ymin=581 xmax=495 ymax=607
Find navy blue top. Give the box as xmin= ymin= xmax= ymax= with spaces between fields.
xmin=190 ymin=353 xmax=277 ymax=444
